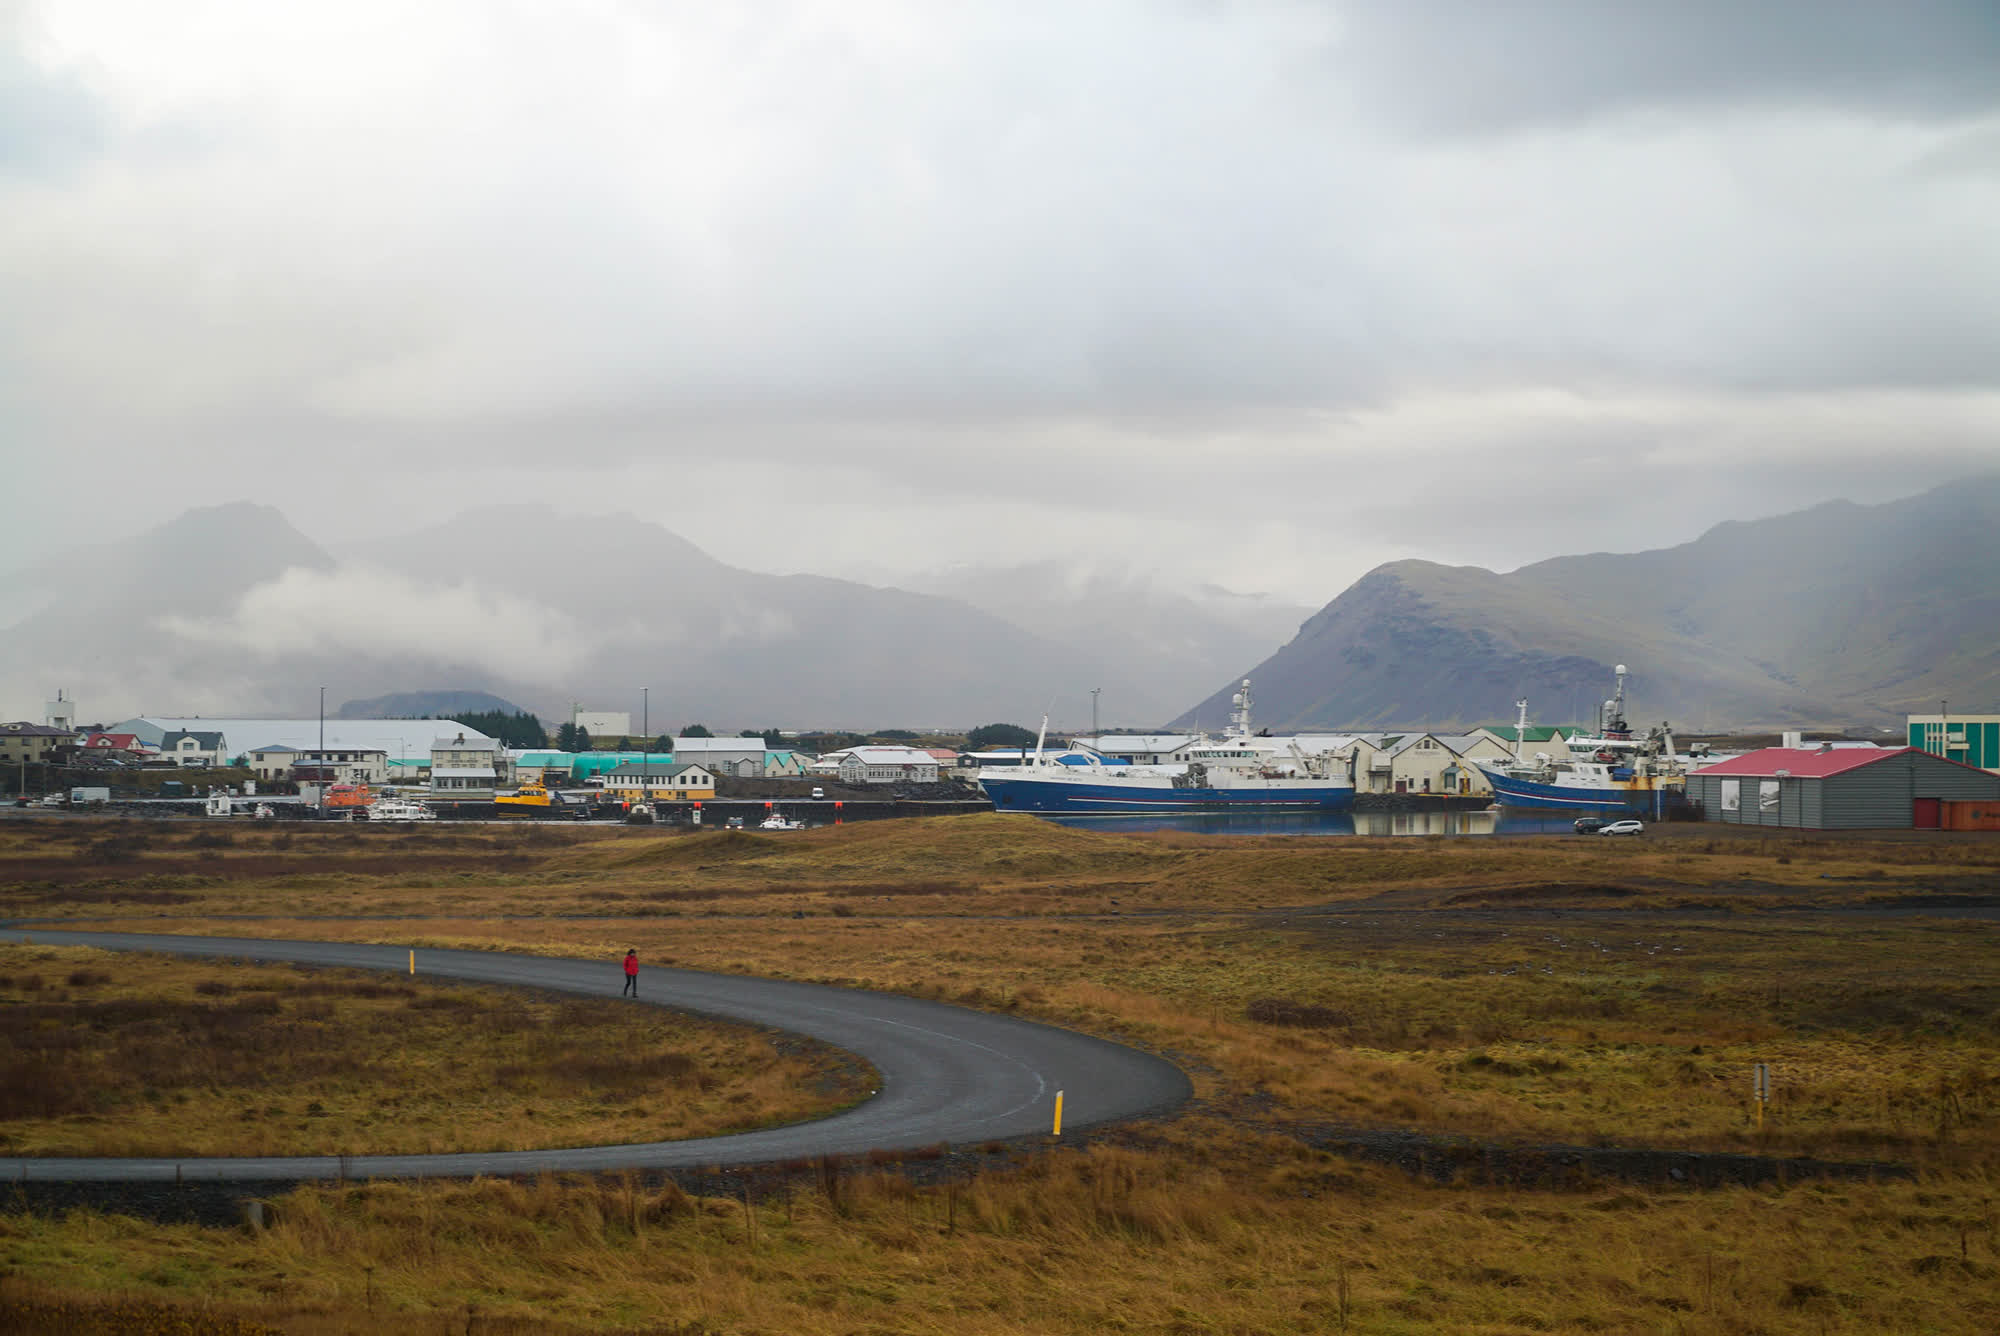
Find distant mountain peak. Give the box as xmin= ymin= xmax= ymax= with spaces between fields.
xmin=1176 ymin=476 xmax=2000 ymax=733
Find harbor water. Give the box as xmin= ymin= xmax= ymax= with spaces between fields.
xmin=1037 ymin=807 xmax=1580 ymax=837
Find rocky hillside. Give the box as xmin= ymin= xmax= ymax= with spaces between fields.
xmin=1176 ymin=475 xmax=2000 ymax=733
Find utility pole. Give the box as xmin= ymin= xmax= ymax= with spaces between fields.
xmin=317 ymin=686 xmax=326 ymax=817
xmin=1091 ymin=687 xmax=1101 ymax=743
xmin=642 ymin=687 xmax=649 ymax=743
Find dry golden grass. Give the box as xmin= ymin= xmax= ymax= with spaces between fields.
xmin=4 ymin=813 xmax=1999 ymax=1332
xmin=3 ymin=1141 xmax=1997 ymax=1334
xmin=0 ymin=943 xmax=870 ymax=1157
xmin=76 ymin=902 xmax=1993 ymax=1162
xmin=13 ymin=813 xmax=1999 ymax=926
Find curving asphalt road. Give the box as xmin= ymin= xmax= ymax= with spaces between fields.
xmin=0 ymin=928 xmax=1190 ymax=1182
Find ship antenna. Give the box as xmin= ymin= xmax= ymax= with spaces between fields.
xmin=1230 ymin=680 xmax=1253 ymax=738
xmin=1514 ymin=699 xmax=1529 ymax=761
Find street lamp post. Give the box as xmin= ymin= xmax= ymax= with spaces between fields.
xmin=642 ymin=687 xmax=649 ymax=744
xmin=1091 ymin=687 xmax=1101 ymax=744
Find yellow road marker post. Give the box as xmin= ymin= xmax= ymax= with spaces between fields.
xmin=1053 ymin=1090 xmax=1064 ymax=1137
xmin=409 ymin=949 xmax=415 ymax=975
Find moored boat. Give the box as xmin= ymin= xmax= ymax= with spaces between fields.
xmin=369 ymin=796 xmax=437 ymax=822
xmin=978 ymin=681 xmax=1356 ymax=815
xmin=1477 ymin=668 xmax=1688 ymax=813
xmin=494 ymin=782 xmax=563 ymax=816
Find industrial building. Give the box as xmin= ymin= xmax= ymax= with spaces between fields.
xmin=1907 ymin=712 xmax=2000 ymax=775
xmin=1685 ymin=746 xmax=2000 ymax=830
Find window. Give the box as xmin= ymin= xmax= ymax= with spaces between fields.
xmin=1720 ymin=779 xmax=1740 ymax=813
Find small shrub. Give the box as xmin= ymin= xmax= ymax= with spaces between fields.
xmin=65 ymin=970 xmax=112 ymax=988
xmin=1247 ymin=997 xmax=1351 ymax=1029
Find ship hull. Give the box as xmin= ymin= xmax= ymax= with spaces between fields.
xmin=980 ymin=774 xmax=1354 ymax=814
xmin=1480 ymin=767 xmax=1680 ymax=813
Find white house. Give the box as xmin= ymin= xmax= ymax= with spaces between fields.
xmin=810 ymin=746 xmax=939 ymax=785
xmin=111 ymin=718 xmax=472 ymax=774
xmin=248 ymin=745 xmax=389 ymax=785
xmin=159 ymin=729 xmax=231 ymax=767
xmin=430 ymin=733 xmax=500 ymax=796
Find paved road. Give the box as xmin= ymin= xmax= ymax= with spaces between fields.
xmin=0 ymin=929 xmax=1190 ymax=1182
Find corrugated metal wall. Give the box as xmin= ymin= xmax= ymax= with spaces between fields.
xmin=1691 ymin=752 xmax=2000 ymax=829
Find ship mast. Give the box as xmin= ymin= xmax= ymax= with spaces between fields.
xmin=1601 ymin=664 xmax=1630 ymax=737
xmin=1229 ymin=680 xmax=1253 ymax=739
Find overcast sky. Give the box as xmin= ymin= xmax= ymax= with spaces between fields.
xmin=5 ymin=0 xmax=1997 ymax=604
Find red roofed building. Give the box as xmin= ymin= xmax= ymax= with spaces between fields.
xmin=84 ymin=732 xmax=154 ymax=757
xmin=1686 ymin=746 xmax=2000 ymax=830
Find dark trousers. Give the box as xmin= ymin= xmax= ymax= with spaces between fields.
xmin=622 ymin=973 xmax=637 ymax=997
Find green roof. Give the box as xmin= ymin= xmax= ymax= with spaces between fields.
xmin=1479 ymin=725 xmax=1565 ymax=741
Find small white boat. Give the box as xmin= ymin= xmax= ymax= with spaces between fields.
xmin=368 ymin=797 xmax=437 ymax=822
xmin=758 ymin=813 xmax=808 ymax=831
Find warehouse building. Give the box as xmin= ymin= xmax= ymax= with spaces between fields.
xmin=1686 ymin=746 xmax=2000 ymax=830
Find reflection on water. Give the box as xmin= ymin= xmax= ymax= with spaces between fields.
xmin=1037 ymin=807 xmax=1579 ymax=837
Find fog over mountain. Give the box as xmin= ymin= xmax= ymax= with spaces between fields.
xmin=6 ymin=480 xmax=1993 ymax=736
xmin=0 ymin=503 xmax=1252 ymax=730
xmin=6 ymin=3 xmax=1998 ymax=613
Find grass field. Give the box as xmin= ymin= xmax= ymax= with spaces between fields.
xmin=0 ymin=943 xmax=872 ymax=1158
xmin=2 ymin=813 xmax=1997 ymax=1333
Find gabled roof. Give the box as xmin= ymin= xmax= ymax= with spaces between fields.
xmin=1694 ymin=746 xmax=1905 ymax=779
xmin=87 ymin=733 xmax=143 ymax=748
xmin=3 ymin=721 xmax=80 ymax=737
xmin=162 ymin=729 xmax=226 ymax=748
xmin=247 ymin=744 xmax=301 ymax=755
xmin=605 ymin=761 xmax=711 ymax=779
xmin=1477 ymin=724 xmax=1567 ymax=742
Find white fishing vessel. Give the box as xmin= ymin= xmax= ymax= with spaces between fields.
xmin=978 ymin=681 xmax=1355 ymax=814
xmin=1477 ymin=667 xmax=1688 ymax=812
xmin=368 ymin=796 xmax=437 ymax=822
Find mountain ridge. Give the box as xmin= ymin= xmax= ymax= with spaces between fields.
xmin=1175 ymin=476 xmax=2000 ymax=733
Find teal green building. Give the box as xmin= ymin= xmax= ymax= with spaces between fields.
xmin=1908 ymin=715 xmax=2000 ymax=773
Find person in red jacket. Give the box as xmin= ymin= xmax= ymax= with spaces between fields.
xmin=622 ymin=948 xmax=639 ymax=998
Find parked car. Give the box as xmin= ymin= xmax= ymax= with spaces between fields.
xmin=811 ymin=787 xmax=825 ymax=800
xmin=1572 ymin=817 xmax=1608 ymax=834
xmin=1598 ymin=819 xmax=1645 ymax=836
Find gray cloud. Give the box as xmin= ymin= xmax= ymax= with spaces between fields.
xmin=1 ymin=0 xmax=1996 ymax=631
xmin=1334 ymin=1 xmax=2000 ymax=134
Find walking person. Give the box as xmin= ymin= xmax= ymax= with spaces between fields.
xmin=622 ymin=948 xmax=639 ymax=998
